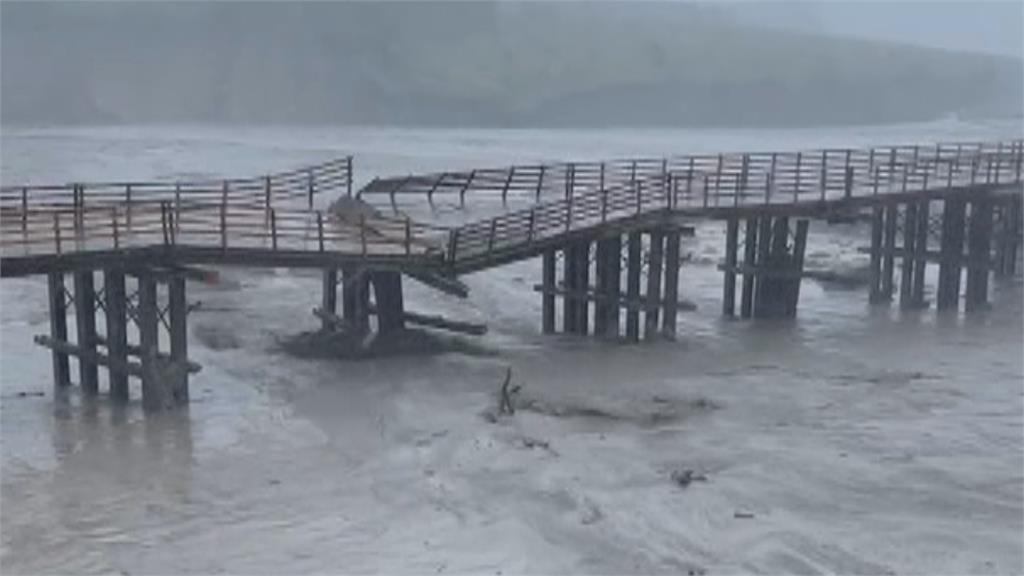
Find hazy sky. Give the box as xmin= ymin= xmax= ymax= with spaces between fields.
xmin=731 ymin=0 xmax=1023 ymax=57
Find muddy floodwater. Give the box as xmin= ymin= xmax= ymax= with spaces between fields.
xmin=2 ymin=122 xmax=1022 ymax=574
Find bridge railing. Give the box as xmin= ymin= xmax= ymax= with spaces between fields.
xmin=446 ymin=140 xmax=1023 ymax=266
xmin=0 ymin=156 xmax=354 ymax=219
xmin=0 ymin=200 xmax=449 ymax=260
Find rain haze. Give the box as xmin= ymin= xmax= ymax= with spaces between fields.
xmin=1 ymin=1 xmax=1022 ymax=575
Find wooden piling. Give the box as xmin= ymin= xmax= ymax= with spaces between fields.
xmin=662 ymin=230 xmax=681 ymax=338
xmin=740 ymin=218 xmax=758 ymax=318
xmin=899 ymin=203 xmax=917 ymax=308
xmin=881 ymin=204 xmax=898 ymax=301
xmin=321 ymin=268 xmax=338 ymax=331
xmin=564 ymin=245 xmax=578 ymax=333
xmin=169 ymin=276 xmax=189 ymax=404
xmin=606 ymin=236 xmax=622 ymax=338
xmin=577 ymin=241 xmax=590 ymax=335
xmin=911 ymin=200 xmax=929 ymax=307
xmin=103 ymin=269 xmax=129 ymax=401
xmin=73 ymin=270 xmax=98 ymax=394
xmin=137 ymin=275 xmax=165 ymax=411
xmin=594 ymin=239 xmax=610 ymax=337
xmin=965 ymin=197 xmax=993 ymax=312
xmin=868 ymin=206 xmax=885 ymax=303
xmin=723 ymin=218 xmax=739 ymax=317
xmin=937 ymin=197 xmax=966 ymax=311
xmin=372 ymin=271 xmax=405 ymax=334
xmin=786 ymin=219 xmax=809 ymax=316
xmin=626 ymin=231 xmax=642 ymax=342
xmin=47 ymin=272 xmax=70 ymax=389
xmin=644 ymin=231 xmax=664 ymax=339
xmin=542 ymin=248 xmax=556 ymax=334
xmin=753 ymin=217 xmax=773 ymax=317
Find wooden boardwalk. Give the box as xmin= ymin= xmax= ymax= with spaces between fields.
xmin=2 ymin=139 xmax=1021 ymax=411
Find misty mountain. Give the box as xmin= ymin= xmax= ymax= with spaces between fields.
xmin=2 ymin=2 xmax=1021 ymax=127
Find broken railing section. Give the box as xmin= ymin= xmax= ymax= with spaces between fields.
xmin=359 ymin=140 xmax=1023 ymax=212
xmin=315 ymin=267 xmax=487 ymax=339
xmin=535 ymin=225 xmax=696 ymax=341
xmin=36 ymin=266 xmax=200 ymax=411
xmin=866 ymin=192 xmax=1021 ymax=313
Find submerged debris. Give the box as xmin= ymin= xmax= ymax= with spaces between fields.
xmin=279 ymin=327 xmax=490 ymax=360
xmin=670 ymin=469 xmax=709 ymax=489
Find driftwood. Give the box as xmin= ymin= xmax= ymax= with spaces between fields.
xmin=313 ymin=306 xmax=487 ymax=336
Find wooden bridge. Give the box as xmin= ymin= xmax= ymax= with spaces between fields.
xmin=2 ymin=139 xmax=1021 ymax=411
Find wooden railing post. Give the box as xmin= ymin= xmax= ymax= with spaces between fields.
xmin=270 ymin=208 xmax=278 ymax=250
xmin=265 ymin=176 xmax=272 ymax=214
xmin=487 ymin=218 xmax=497 ymax=254
xmin=819 ymin=149 xmax=828 ymax=201
xmin=53 ymin=213 xmax=61 ymax=254
xmin=566 ymin=189 xmax=574 ymax=231
xmin=404 ymin=216 xmax=412 ymax=255
xmin=637 ymin=180 xmax=645 ymax=213
xmin=346 ymin=156 xmax=353 ymax=198
xmin=161 ymin=202 xmax=169 ymax=246
xmin=527 ymin=208 xmax=536 ymax=243
xmin=601 ymin=188 xmax=609 ymax=222
xmin=702 ymin=175 xmax=709 ymax=209
xmin=125 ymin=184 xmax=133 ymax=230
xmin=307 ymin=170 xmax=315 ymax=209
xmin=994 ymin=141 xmax=1003 ymax=185
xmin=220 ymin=201 xmax=227 ymax=251
xmin=715 ymin=154 xmax=723 ymax=199
xmin=501 ymin=167 xmax=514 ymax=206
xmin=794 ymin=152 xmax=802 ymax=202
xmin=536 ymin=166 xmax=545 ymax=202
xmin=317 ymin=212 xmax=324 ymax=252
xmin=111 ymin=207 xmax=120 ymax=249
xmin=686 ymin=157 xmax=695 ymax=200
xmin=20 ymin=187 xmax=27 ymax=237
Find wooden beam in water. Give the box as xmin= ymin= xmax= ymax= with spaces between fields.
xmin=937 ymin=198 xmax=966 ymax=311
xmin=169 ymin=276 xmax=189 ymax=404
xmin=541 ymin=249 xmax=556 ymax=334
xmin=911 ymin=200 xmax=930 ymax=308
xmin=47 ymin=272 xmax=70 ymax=389
xmin=626 ymin=231 xmax=642 ymax=342
xmin=103 ymin=268 xmax=129 ymax=401
xmin=662 ymin=230 xmax=681 ymax=338
xmin=899 ymin=203 xmax=917 ymax=308
xmin=372 ymin=271 xmax=405 ymax=334
xmin=723 ymin=218 xmax=738 ymax=317
xmin=137 ymin=275 xmax=167 ymax=411
xmin=740 ymin=218 xmax=758 ymax=318
xmin=786 ymin=219 xmax=809 ymax=316
xmin=314 ymin=306 xmax=487 ymax=336
xmin=644 ymin=230 xmax=664 ymax=340
xmin=594 ymin=239 xmax=610 ymax=337
xmin=577 ymin=241 xmax=590 ymax=336
xmin=34 ymin=335 xmax=199 ymax=378
xmin=753 ymin=217 xmax=773 ymax=317
xmin=965 ymin=197 xmax=993 ymax=312
xmin=606 ymin=235 xmax=622 ymax=338
xmin=881 ymin=204 xmax=898 ymax=301
xmin=564 ymin=245 xmax=578 ymax=333
xmin=868 ymin=207 xmax=884 ymax=303
xmin=532 ymin=284 xmax=697 ymax=312
xmin=321 ymin=268 xmax=338 ymax=331
xmin=73 ymin=270 xmax=99 ymax=394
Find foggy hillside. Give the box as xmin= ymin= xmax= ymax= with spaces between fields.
xmin=2 ymin=2 xmax=1021 ymax=127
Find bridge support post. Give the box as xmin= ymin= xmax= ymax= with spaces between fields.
xmin=563 ymin=245 xmax=578 ymax=333
xmin=868 ymin=207 xmax=885 ymax=303
xmin=47 ymin=272 xmax=71 ymax=389
xmin=169 ymin=276 xmax=189 ymax=404
xmin=594 ymin=239 xmax=610 ymax=337
xmin=103 ymin=269 xmax=129 ymax=401
xmin=785 ymin=219 xmax=809 ymax=316
xmin=321 ymin=268 xmax=338 ymax=331
xmin=881 ymin=204 xmax=898 ymax=302
xmin=138 ymin=275 xmax=167 ymax=411
xmin=938 ymin=197 xmax=966 ymax=311
xmin=899 ymin=203 xmax=917 ymax=309
xmin=995 ymin=195 xmax=1020 ymax=277
xmin=576 ymin=241 xmax=590 ymax=335
xmin=73 ymin=270 xmax=99 ymax=394
xmin=753 ymin=217 xmax=773 ymax=317
xmin=344 ymin=267 xmax=370 ymax=333
xmin=910 ymin=200 xmax=930 ymax=308
xmin=373 ymin=271 xmax=405 ymax=334
xmin=644 ymin=230 xmax=664 ymax=339
xmin=605 ymin=236 xmax=622 ymax=339
xmin=625 ymin=231 xmax=642 ymax=342
xmin=965 ymin=197 xmax=993 ymax=312
xmin=541 ymin=249 xmax=556 ymax=334
xmin=722 ymin=219 xmax=738 ymax=317
xmin=663 ymin=229 xmax=681 ymax=338
xmin=740 ymin=218 xmax=758 ymax=318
